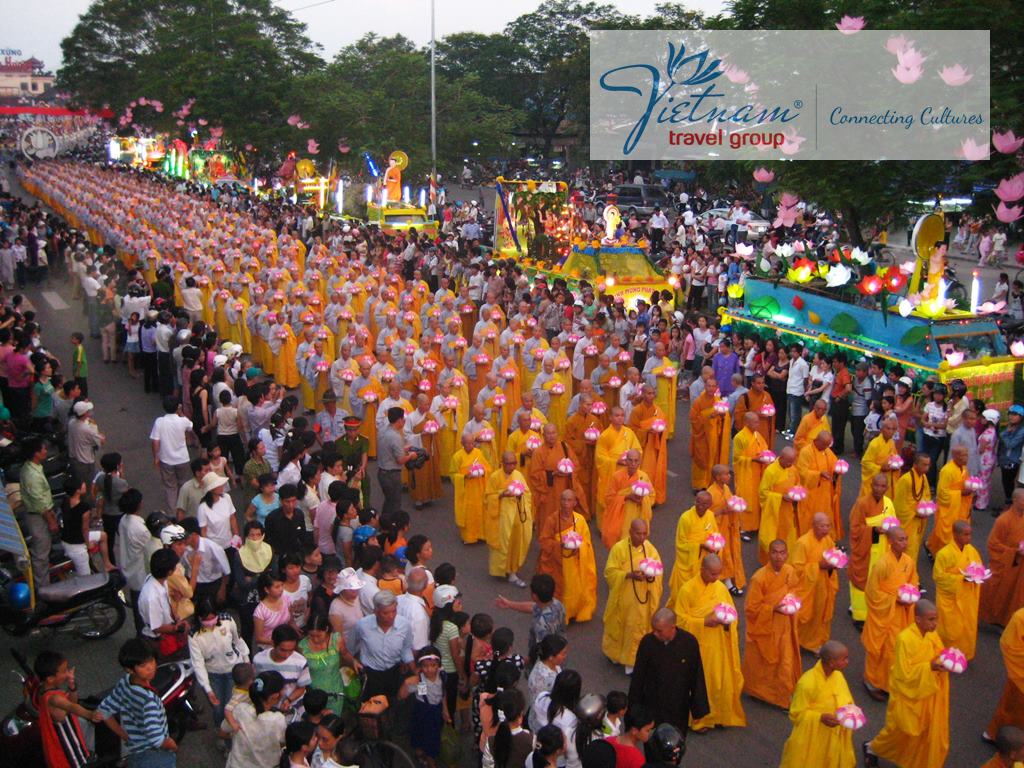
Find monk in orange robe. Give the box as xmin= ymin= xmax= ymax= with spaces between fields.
xmin=848 ymin=473 xmax=895 ymax=622
xmin=732 ymin=373 xmax=775 ymax=446
xmin=528 ymin=423 xmax=588 ymax=531
xmin=600 ymin=449 xmax=654 ymax=549
xmin=757 ymin=447 xmax=800 ymax=565
xmin=981 ymin=488 xmax=1024 ymax=627
xmin=733 ymin=412 xmax=768 ymax=536
xmin=707 ymin=464 xmax=745 ymax=593
xmin=795 ymin=430 xmax=842 ymax=537
xmin=594 ymin=407 xmax=642 ymax=524
xmin=926 ymin=445 xmax=973 ymax=556
xmin=742 ymin=539 xmax=802 ymax=708
xmin=987 ymin=606 xmax=1024 ymax=741
xmin=563 ymin=395 xmax=603 ymax=513
xmin=863 ymin=526 xmax=919 ymax=697
xmin=629 ymin=385 xmax=668 ymax=505
xmin=791 ymin=512 xmax=838 ymax=653
xmin=793 ymin=398 xmax=829 ymax=454
xmin=536 ymin=488 xmax=598 ymax=622
xmin=690 ymin=380 xmax=730 ymax=490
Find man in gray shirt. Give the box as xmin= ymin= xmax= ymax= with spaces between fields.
xmin=949 ymin=407 xmax=981 ymax=476
xmin=850 ymin=362 xmax=873 ymax=456
xmin=378 ymin=406 xmax=416 ymax=516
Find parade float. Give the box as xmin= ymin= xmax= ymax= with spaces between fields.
xmin=360 ymin=150 xmax=438 ymax=237
xmin=493 ymin=177 xmax=672 ymax=309
xmin=109 ymin=136 xmax=166 ymax=169
xmin=724 ymin=212 xmax=1021 ymax=411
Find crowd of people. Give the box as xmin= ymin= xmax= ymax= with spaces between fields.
xmin=3 ymin=158 xmax=1024 ymax=768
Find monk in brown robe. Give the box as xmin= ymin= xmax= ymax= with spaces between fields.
xmin=848 ymin=473 xmax=896 ymax=623
xmin=563 ymin=394 xmax=603 ymax=514
xmin=690 ymin=378 xmax=730 ymax=490
xmin=981 ymin=488 xmax=1024 ymax=627
xmin=629 ymin=384 xmax=668 ymax=506
xmin=795 ymin=430 xmax=842 ymax=537
xmin=528 ymin=422 xmax=588 ymax=530
xmin=707 ymin=464 xmax=745 ymax=594
xmin=732 ymin=373 xmax=775 ymax=446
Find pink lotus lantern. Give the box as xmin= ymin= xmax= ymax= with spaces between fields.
xmin=362 ymin=392 xmax=378 ymax=403
xmin=526 ymin=435 xmax=543 ymax=451
xmin=491 ymin=310 xmax=502 ymax=322
xmin=530 ymin=418 xmax=543 ymax=431
xmin=778 ymin=593 xmax=802 ymax=615
xmin=785 ymin=486 xmax=808 ymax=502
xmin=467 ymin=462 xmax=487 ymax=478
xmin=405 ymin=344 xmax=418 ymax=356
xmin=475 ymin=354 xmax=491 ymax=366
xmin=316 ymin=360 xmax=330 ymax=373
xmin=493 ymin=393 xmax=507 ymax=406
xmin=432 ymin=334 xmax=444 ymax=345
xmin=713 ymin=399 xmax=730 ymax=414
xmin=340 ymin=369 xmax=356 ymax=382
xmin=218 ymin=289 xmax=231 ymax=300
xmin=526 ymin=317 xmax=538 ymax=327
xmin=632 ymin=480 xmax=654 ymax=498
xmin=916 ymin=500 xmax=937 ymax=517
xmin=833 ymin=459 xmax=850 ymax=475
xmin=961 ymin=562 xmax=993 ymax=583
xmin=557 ymin=359 xmax=571 ymax=371
xmin=275 ymin=328 xmax=289 ymax=339
xmin=823 ymin=548 xmax=849 ymax=569
xmin=461 ymin=304 xmax=475 ymax=314
xmin=836 ymin=705 xmax=867 ymax=731
xmin=638 ymin=558 xmax=664 ymax=578
xmin=550 ymin=382 xmax=565 ymax=395
xmin=485 ymin=329 xmax=497 ymax=340
xmin=584 ymin=427 xmax=601 ymax=442
xmin=757 ymin=450 xmax=777 ymax=464
xmin=886 ymin=455 xmax=905 ymax=471
xmin=662 ymin=366 xmax=678 ymax=378
xmin=591 ymin=401 xmax=608 ymax=415
xmin=512 ymin=334 xmax=525 ymax=345
xmin=422 ymin=420 xmax=440 ymax=434
xmin=233 ymin=301 xmax=245 ymax=311
xmin=477 ymin=428 xmax=495 ymax=442
xmin=443 ymin=396 xmax=459 ymax=410
xmin=567 ymin=333 xmax=581 ymax=345
xmin=403 ymin=311 xmax=416 ymax=323
xmin=339 ymin=309 xmax=353 ymax=321
xmin=618 ymin=351 xmax=632 ymax=363
xmin=727 ymin=496 xmax=747 ymax=513
xmin=714 ymin=603 xmax=738 ymax=624
xmin=533 ymin=348 xmax=546 ymax=359
xmin=422 ymin=358 xmax=438 ymax=372
xmin=455 ymin=337 xmax=468 ymax=349
xmin=451 ymin=376 xmax=466 ymax=388
xmin=759 ymin=403 xmax=776 ymax=417
xmin=650 ymin=419 xmax=667 ymax=433
xmin=897 ymin=583 xmax=921 ymax=604
xmin=584 ymin=344 xmax=599 ymax=356
xmin=608 ymin=376 xmax=623 ymax=388
xmin=939 ymin=647 xmax=968 ymax=674
xmin=561 ymin=530 xmax=583 ymax=550
xmin=964 ymin=476 xmax=984 ymax=493
xmin=418 ymin=379 xmax=432 ymax=392
xmin=557 ymin=458 xmax=576 ymax=474
xmin=704 ymin=532 xmax=726 ymax=552
xmin=500 ymin=368 xmax=516 ymax=381
xmin=879 ymin=515 xmax=902 ymax=532
xmin=506 ymin=480 xmax=526 ymax=497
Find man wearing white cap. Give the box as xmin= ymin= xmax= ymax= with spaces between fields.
xmin=68 ymin=400 xmax=105 ymax=484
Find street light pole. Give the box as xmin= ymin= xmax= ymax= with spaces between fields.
xmin=430 ymin=0 xmax=437 ymax=201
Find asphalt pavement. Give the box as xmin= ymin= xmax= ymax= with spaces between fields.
xmin=0 ymin=172 xmax=1011 ymax=767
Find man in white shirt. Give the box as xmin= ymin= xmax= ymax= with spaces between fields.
xmin=785 ymin=344 xmax=810 ymax=439
xmin=395 ymin=567 xmax=431 ymax=651
xmin=138 ymin=549 xmax=184 ymax=641
xmin=150 ymin=396 xmax=196 ymax=510
xmin=356 ymin=547 xmax=383 ymax=615
xmin=649 ymin=206 xmax=670 ymax=251
xmin=81 ymin=266 xmax=103 ymax=338
xmin=180 ymin=518 xmax=230 ymax=604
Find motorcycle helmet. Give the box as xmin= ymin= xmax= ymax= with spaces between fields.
xmin=648 ymin=723 xmax=685 ymax=765
xmin=576 ymin=693 xmax=606 ymax=724
xmin=949 ymin=379 xmax=967 ymax=397
xmin=7 ymin=582 xmax=30 ymax=609
xmin=145 ymin=511 xmax=171 ymax=538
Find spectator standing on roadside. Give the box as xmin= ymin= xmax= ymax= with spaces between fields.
xmin=151 ymin=397 xmax=196 ymax=511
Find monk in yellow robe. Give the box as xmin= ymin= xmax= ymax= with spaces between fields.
xmin=779 ymin=641 xmax=856 ymax=768
xmin=628 ymin=385 xmax=668 ymax=505
xmin=732 ymin=374 xmax=775 ymax=446
xmin=528 ymin=423 xmax=588 ymax=531
xmin=594 ymin=407 xmax=642 ymax=524
xmin=934 ymin=519 xmax=982 ymax=659
xmin=865 ymin=600 xmax=949 ymax=768
xmin=484 ymin=452 xmax=533 ymax=584
xmin=450 ymin=433 xmax=491 ymax=544
xmin=601 ymin=450 xmax=654 ymax=549
xmin=563 ymin=395 xmax=603 ymax=513
xmin=848 ymin=473 xmax=895 ymax=622
xmin=757 ymin=447 xmax=800 ymax=565
xmin=602 ymin=519 xmax=663 ymax=672
xmin=707 ymin=464 xmax=745 ymax=593
xmin=742 ymin=539 xmax=802 ymax=709
xmin=982 ymin=489 xmax=1024 ymax=627
xmin=673 ymin=555 xmax=746 ymax=730
xmin=893 ymin=453 xmax=932 ymax=565
xmin=795 ymin=430 xmax=841 ymax=537
xmin=668 ymin=490 xmax=718 ymax=599
xmin=793 ymin=398 xmax=829 ymax=454
xmin=733 ymin=412 xmax=768 ymax=535
xmin=859 ymin=417 xmax=900 ymax=499
xmin=689 ymin=380 xmax=730 ymax=490
xmin=988 ymin=607 xmax=1024 ymax=741
xmin=642 ymin=342 xmax=677 ymax=439
xmin=927 ymin=445 xmax=973 ymax=556
xmin=863 ymin=526 xmax=919 ymax=697
xmin=791 ymin=513 xmax=839 ymax=653
xmin=407 ymin=395 xmax=442 ymax=506
xmin=275 ymin=320 xmax=301 ymax=388
xmin=537 ymin=489 xmax=597 ymax=623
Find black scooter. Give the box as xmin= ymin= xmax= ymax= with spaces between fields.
xmin=0 ymin=564 xmax=127 ymax=640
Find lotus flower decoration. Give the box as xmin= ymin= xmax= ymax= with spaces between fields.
xmin=834 ymin=459 xmax=850 ymax=475
xmin=785 ymin=486 xmax=808 ymax=502
xmin=561 ymin=530 xmax=583 ymax=550
xmin=939 ymin=647 xmax=967 ymax=673
xmin=704 ymin=532 xmax=726 ymax=552
xmin=632 ymin=480 xmax=654 ymax=498
xmin=477 ymin=428 xmax=495 ymax=442
xmin=639 ymin=557 xmax=664 ymax=578
xmin=713 ymin=399 xmax=730 ymax=414
xmin=584 ymin=427 xmax=601 ymax=442
xmin=961 ymin=561 xmax=992 ymax=583
xmin=557 ymin=458 xmax=576 ymax=474
xmin=759 ymin=403 xmax=776 ymax=417
xmin=418 ymin=379 xmax=432 ymax=392
xmin=422 ymin=420 xmax=440 ymax=434
xmin=506 ymin=480 xmax=526 ymax=497
xmin=964 ymin=475 xmax=984 ymax=492
xmin=823 ymin=548 xmax=849 ymax=568
xmin=836 ymin=705 xmax=866 ymax=730
xmin=526 ymin=435 xmax=543 ymax=451
xmin=608 ymin=376 xmax=623 ymax=388
xmin=916 ymin=500 xmax=937 ymax=517
xmin=591 ymin=401 xmax=608 ymax=415
xmin=727 ymin=496 xmax=747 ymax=513
xmin=467 ymin=462 xmax=487 ymax=478
xmin=778 ymin=593 xmax=802 ymax=614
xmin=897 ymin=583 xmax=921 ymax=604
xmin=757 ymin=450 xmax=777 ymax=464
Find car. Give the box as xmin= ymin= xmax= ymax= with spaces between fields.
xmin=697 ymin=207 xmax=771 ymax=241
xmin=598 ymin=184 xmax=671 ymax=217
xmin=365 ymin=203 xmax=439 ymax=238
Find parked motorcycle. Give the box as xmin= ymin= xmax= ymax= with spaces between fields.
xmin=0 ymin=648 xmax=197 ymax=766
xmin=0 ymin=564 xmax=127 ymax=640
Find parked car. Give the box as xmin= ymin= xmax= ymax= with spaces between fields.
xmin=598 ymin=184 xmax=671 ymax=217
xmin=697 ymin=207 xmax=771 ymax=241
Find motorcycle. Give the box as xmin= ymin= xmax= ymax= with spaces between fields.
xmin=0 ymin=648 xmax=197 ymax=766
xmin=0 ymin=564 xmax=127 ymax=640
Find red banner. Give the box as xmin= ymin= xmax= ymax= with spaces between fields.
xmin=0 ymin=106 xmax=113 ymax=118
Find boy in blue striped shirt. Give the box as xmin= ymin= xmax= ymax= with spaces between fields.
xmin=98 ymin=638 xmax=177 ymax=767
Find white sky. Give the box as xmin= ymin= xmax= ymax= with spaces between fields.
xmin=3 ymin=0 xmax=726 ymax=73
